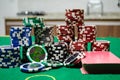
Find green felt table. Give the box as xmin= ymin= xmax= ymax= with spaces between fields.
xmin=0 ymin=36 xmax=120 ymax=80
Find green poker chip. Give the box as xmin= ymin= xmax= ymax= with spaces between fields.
xmin=42 ymin=60 xmax=63 ymax=68
xmin=23 ymin=17 xmax=45 ymax=28
xmin=27 ymin=44 xmax=47 ymax=62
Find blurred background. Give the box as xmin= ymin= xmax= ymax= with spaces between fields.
xmin=0 ymin=0 xmax=120 ymax=36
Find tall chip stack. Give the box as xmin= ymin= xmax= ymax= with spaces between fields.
xmin=10 ymin=27 xmax=32 ymax=63
xmin=64 ymin=9 xmax=97 ymax=51
xmin=25 ymin=17 xmax=54 ymax=46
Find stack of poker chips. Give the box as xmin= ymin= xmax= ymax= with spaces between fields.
xmin=78 ymin=25 xmax=96 ymax=43
xmin=57 ymin=25 xmax=73 ymax=44
xmin=64 ymin=9 xmax=97 ymax=52
xmin=69 ymin=41 xmax=87 ymax=53
xmin=0 ymin=46 xmax=20 ymax=68
xmin=91 ymin=40 xmax=110 ymax=51
xmin=23 ymin=17 xmax=54 ymax=46
xmin=45 ymin=42 xmax=69 ymax=63
xmin=23 ymin=17 xmax=45 ymax=28
xmin=10 ymin=27 xmax=32 ymax=47
xmin=10 ymin=27 xmax=32 ymax=63
xmin=34 ymin=27 xmax=54 ymax=46
xmin=65 ymin=9 xmax=84 ymax=27
xmin=65 ymin=9 xmax=84 ymax=41
xmin=56 ymin=9 xmax=87 ymax=54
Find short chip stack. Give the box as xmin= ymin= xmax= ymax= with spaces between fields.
xmin=34 ymin=27 xmax=54 ymax=46
xmin=78 ymin=25 xmax=96 ymax=43
xmin=65 ymin=9 xmax=84 ymax=27
xmin=69 ymin=41 xmax=87 ymax=53
xmin=10 ymin=27 xmax=32 ymax=47
xmin=45 ymin=42 xmax=69 ymax=63
xmin=91 ymin=40 xmax=110 ymax=51
xmin=0 ymin=46 xmax=21 ymax=68
xmin=56 ymin=25 xmax=73 ymax=44
xmin=23 ymin=17 xmax=45 ymax=28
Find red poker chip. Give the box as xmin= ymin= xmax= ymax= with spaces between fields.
xmin=91 ymin=40 xmax=110 ymax=51
xmin=78 ymin=25 xmax=96 ymax=43
xmin=65 ymin=9 xmax=84 ymax=26
xmin=57 ymin=27 xmax=73 ymax=35
xmin=57 ymin=35 xmax=72 ymax=43
xmin=69 ymin=41 xmax=87 ymax=53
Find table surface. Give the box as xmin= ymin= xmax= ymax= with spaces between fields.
xmin=0 ymin=36 xmax=120 ymax=80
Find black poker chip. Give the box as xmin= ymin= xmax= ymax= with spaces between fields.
xmin=45 ymin=42 xmax=69 ymax=63
xmin=63 ymin=51 xmax=84 ymax=65
xmin=0 ymin=45 xmax=21 ymax=68
xmin=34 ymin=27 xmax=54 ymax=46
xmin=20 ymin=46 xmax=30 ymax=63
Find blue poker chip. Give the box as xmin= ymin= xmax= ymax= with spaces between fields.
xmin=0 ymin=45 xmax=20 ymax=58
xmin=10 ymin=27 xmax=32 ymax=47
xmin=0 ymin=60 xmax=21 ymax=68
xmin=0 ymin=45 xmax=21 ymax=68
xmin=20 ymin=62 xmax=45 ymax=73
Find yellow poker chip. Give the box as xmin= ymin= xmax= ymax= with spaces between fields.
xmin=27 ymin=44 xmax=47 ymax=62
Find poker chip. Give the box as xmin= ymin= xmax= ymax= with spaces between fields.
xmin=10 ymin=27 xmax=32 ymax=47
xmin=78 ymin=25 xmax=96 ymax=43
xmin=26 ymin=44 xmax=47 ymax=62
xmin=57 ymin=35 xmax=73 ymax=43
xmin=40 ymin=66 xmax=52 ymax=71
xmin=91 ymin=40 xmax=110 ymax=51
xmin=45 ymin=42 xmax=69 ymax=63
xmin=65 ymin=9 xmax=84 ymax=26
xmin=23 ymin=17 xmax=45 ymax=28
xmin=34 ymin=27 xmax=54 ymax=46
xmin=56 ymin=25 xmax=73 ymax=36
xmin=42 ymin=60 xmax=63 ymax=68
xmin=63 ymin=51 xmax=85 ymax=66
xmin=20 ymin=62 xmax=45 ymax=73
xmin=69 ymin=41 xmax=87 ymax=53
xmin=0 ymin=45 xmax=21 ymax=68
xmin=20 ymin=46 xmax=30 ymax=63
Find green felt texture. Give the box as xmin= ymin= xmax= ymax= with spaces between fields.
xmin=0 ymin=36 xmax=120 ymax=80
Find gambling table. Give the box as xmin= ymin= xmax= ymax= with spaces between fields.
xmin=0 ymin=36 xmax=120 ymax=80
